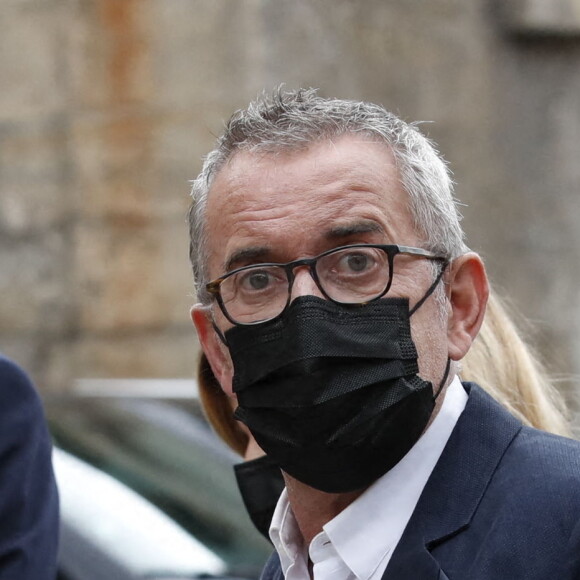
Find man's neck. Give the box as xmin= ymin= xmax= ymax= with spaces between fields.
xmin=282 ymin=473 xmax=366 ymax=545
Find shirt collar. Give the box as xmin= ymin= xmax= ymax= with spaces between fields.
xmin=270 ymin=376 xmax=468 ymax=579
xmin=269 ymin=487 xmax=310 ymax=578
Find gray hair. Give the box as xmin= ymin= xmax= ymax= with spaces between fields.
xmin=189 ymin=87 xmax=468 ymax=303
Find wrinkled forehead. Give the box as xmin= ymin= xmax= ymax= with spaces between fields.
xmin=202 ymin=137 xmax=418 ymax=276
xmin=206 ymin=136 xmax=402 ymax=207
xmin=209 ymin=127 xmax=394 ymax=183
xmin=205 ymin=138 xmax=405 ymax=221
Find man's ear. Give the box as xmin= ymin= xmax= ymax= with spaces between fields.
xmin=191 ymin=305 xmax=234 ymax=395
xmin=446 ymin=253 xmax=489 ymax=361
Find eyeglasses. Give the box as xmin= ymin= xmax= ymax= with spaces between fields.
xmin=206 ymin=243 xmax=447 ymax=325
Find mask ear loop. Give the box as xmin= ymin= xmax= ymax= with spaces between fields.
xmin=212 ymin=321 xmax=228 ymax=346
xmin=407 ymin=261 xmax=451 ymax=400
xmin=409 ymin=261 xmax=448 ymax=317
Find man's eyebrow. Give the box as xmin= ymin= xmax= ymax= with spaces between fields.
xmin=224 ymin=246 xmax=272 ymax=272
xmin=325 ymin=221 xmax=384 ymax=240
xmin=223 ymin=222 xmax=383 ymax=272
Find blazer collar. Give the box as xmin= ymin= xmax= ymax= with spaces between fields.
xmin=383 ymin=382 xmax=522 ymax=579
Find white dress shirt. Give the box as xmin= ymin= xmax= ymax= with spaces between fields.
xmin=269 ymin=376 xmax=468 ymax=580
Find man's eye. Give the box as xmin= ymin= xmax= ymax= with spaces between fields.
xmin=238 ymin=270 xmax=275 ymax=291
xmin=342 ymin=253 xmax=371 ymax=273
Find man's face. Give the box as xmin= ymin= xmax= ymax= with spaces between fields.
xmin=194 ymin=135 xmax=455 ymax=397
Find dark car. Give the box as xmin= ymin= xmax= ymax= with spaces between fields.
xmin=46 ymin=380 xmax=271 ymax=580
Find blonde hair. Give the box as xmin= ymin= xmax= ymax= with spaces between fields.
xmin=198 ymin=352 xmax=249 ymax=456
xmin=198 ymin=288 xmax=572 ymax=454
xmin=461 ymin=290 xmax=571 ymax=437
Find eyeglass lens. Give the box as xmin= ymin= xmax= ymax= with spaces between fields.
xmin=219 ymin=246 xmax=392 ymax=324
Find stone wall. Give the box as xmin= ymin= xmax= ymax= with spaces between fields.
xmin=1 ymin=1 xmax=579 ymax=411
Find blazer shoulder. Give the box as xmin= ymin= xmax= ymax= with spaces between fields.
xmin=503 ymin=424 xmax=580 ymax=485
xmin=464 ymin=380 xmax=580 ymax=509
xmin=0 ymin=353 xmax=47 ymax=434
xmin=0 ymin=353 xmax=42 ymax=403
xmin=477 ymin=420 xmax=580 ymax=549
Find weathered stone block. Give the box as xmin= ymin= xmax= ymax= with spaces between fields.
xmin=148 ymin=0 xmax=260 ymax=109
xmin=0 ymin=230 xmax=74 ymax=333
xmin=0 ymin=2 xmax=70 ymax=121
xmin=74 ymin=215 xmax=194 ymax=333
xmin=0 ymin=119 xmax=72 ymax=234
xmin=72 ymin=328 xmax=200 ymax=380
xmin=70 ymin=111 xmax=156 ymax=220
xmin=68 ymin=0 xmax=154 ymax=108
xmin=70 ymin=110 xmax=196 ymax=220
xmin=150 ymin=110 xmax=223 ymax=202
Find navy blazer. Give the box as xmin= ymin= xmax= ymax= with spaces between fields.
xmin=0 ymin=355 xmax=59 ymax=579
xmin=260 ymin=383 xmax=580 ymax=579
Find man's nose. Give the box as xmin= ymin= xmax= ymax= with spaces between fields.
xmin=289 ymin=266 xmax=325 ymax=302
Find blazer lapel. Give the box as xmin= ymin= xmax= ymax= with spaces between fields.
xmin=383 ymin=383 xmax=522 ymax=579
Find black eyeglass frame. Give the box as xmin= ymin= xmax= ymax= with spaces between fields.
xmin=205 ymin=243 xmax=448 ymax=326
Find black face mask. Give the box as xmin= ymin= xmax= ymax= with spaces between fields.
xmin=226 ymin=288 xmax=448 ymax=493
xmin=234 ymin=455 xmax=285 ymax=541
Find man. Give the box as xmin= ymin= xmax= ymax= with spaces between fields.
xmin=189 ymin=89 xmax=580 ymax=579
xmin=0 ymin=354 xmax=59 ymax=578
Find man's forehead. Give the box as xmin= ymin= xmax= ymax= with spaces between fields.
xmin=203 ymin=136 xmax=415 ymax=272
xmin=211 ymin=136 xmax=396 ymax=185
xmin=206 ymin=140 xmax=402 ymax=215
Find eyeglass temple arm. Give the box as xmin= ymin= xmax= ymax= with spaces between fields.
xmin=396 ymin=245 xmax=445 ymax=260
